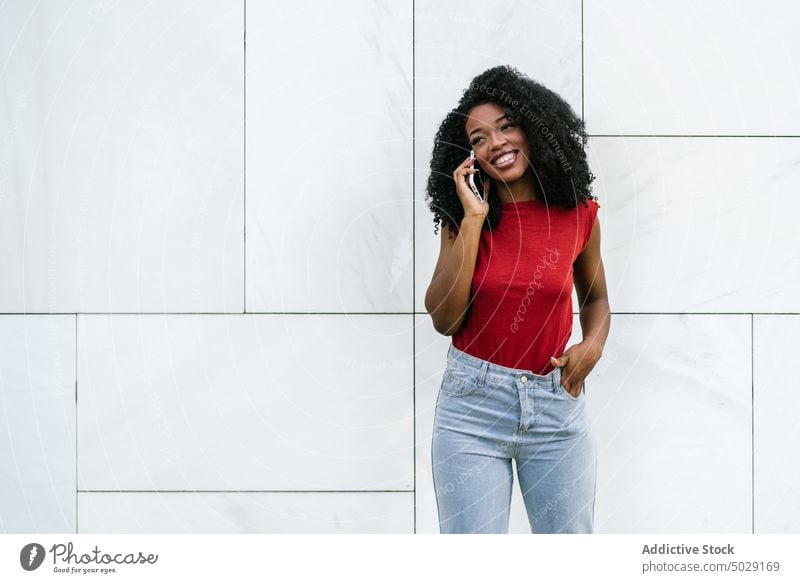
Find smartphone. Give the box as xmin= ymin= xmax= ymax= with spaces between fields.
xmin=468 ymin=149 xmax=485 ymax=203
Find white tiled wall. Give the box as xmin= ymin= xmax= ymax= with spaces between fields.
xmin=1 ymin=0 xmax=797 ymax=533
xmin=0 ymin=0 xmax=244 ymax=314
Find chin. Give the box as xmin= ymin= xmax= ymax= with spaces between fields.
xmin=489 ymin=167 xmax=526 ymax=183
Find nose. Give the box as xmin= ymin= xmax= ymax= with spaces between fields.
xmin=487 ymin=129 xmax=509 ymax=151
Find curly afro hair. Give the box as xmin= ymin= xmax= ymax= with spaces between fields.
xmin=425 ymin=65 xmax=598 ymax=239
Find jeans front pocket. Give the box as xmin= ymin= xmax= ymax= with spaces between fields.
xmin=557 ymin=367 xmax=585 ymax=402
xmin=562 ymin=380 xmax=585 ymax=401
xmin=439 ymin=368 xmax=478 ymax=397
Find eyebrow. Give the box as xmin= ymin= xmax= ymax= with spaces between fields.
xmin=468 ymin=114 xmax=510 ymax=138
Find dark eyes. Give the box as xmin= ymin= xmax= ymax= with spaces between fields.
xmin=470 ymin=123 xmax=516 ymax=145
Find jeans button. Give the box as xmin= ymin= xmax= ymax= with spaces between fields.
xmin=520 ymin=375 xmax=528 ymax=383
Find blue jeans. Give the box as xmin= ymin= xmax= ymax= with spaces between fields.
xmin=431 ymin=344 xmax=597 ymax=534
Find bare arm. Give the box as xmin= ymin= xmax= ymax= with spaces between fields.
xmin=573 ymin=218 xmax=610 ymax=358
xmin=424 ymin=216 xmax=484 ymax=336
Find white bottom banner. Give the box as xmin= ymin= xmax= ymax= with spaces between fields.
xmin=1 ymin=533 xmax=796 ymax=582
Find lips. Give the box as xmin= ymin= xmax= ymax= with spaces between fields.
xmin=492 ymin=149 xmax=518 ymax=167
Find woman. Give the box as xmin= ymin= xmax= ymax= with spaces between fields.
xmin=424 ymin=65 xmax=610 ymax=534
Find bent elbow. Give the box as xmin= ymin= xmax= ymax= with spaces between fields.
xmin=432 ymin=312 xmax=465 ymax=337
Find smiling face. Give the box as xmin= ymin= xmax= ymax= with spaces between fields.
xmin=464 ymin=102 xmax=532 ymax=184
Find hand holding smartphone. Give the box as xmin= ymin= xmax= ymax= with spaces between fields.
xmin=468 ymin=149 xmax=485 ymax=203
xmin=452 ymin=152 xmax=490 ymax=221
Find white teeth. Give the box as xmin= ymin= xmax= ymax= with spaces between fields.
xmin=494 ymin=151 xmax=516 ymax=165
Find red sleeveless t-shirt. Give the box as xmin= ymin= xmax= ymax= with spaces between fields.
xmin=451 ymin=197 xmax=599 ymax=375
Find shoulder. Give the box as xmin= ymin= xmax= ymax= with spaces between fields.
xmin=581 ymin=197 xmax=600 ymax=220
xmin=577 ymin=198 xmax=600 ymax=249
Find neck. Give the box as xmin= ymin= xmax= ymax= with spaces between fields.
xmin=494 ymin=168 xmax=539 ymax=204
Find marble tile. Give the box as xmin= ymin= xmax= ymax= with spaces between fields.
xmin=415 ymin=314 xmax=586 ymax=534
xmin=587 ymin=136 xmax=800 ymax=312
xmin=585 ymin=0 xmax=800 ymax=135
xmin=79 ymin=491 xmax=412 ymax=533
xmin=77 ymin=314 xmax=413 ymax=491
xmin=591 ymin=314 xmax=751 ymax=532
xmin=414 ymin=0 xmax=582 ymax=313
xmin=413 ymin=317 xmax=450 ymax=533
xmin=414 ymin=0 xmax=581 ymax=121
xmin=753 ymin=315 xmax=800 ymax=533
xmin=415 ymin=313 xmax=753 ymax=533
xmin=0 ymin=316 xmax=75 ymax=533
xmin=0 ymin=0 xmax=244 ymax=312
xmin=245 ymin=0 xmax=413 ymax=312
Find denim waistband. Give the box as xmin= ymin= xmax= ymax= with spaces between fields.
xmin=447 ymin=343 xmax=560 ymax=390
